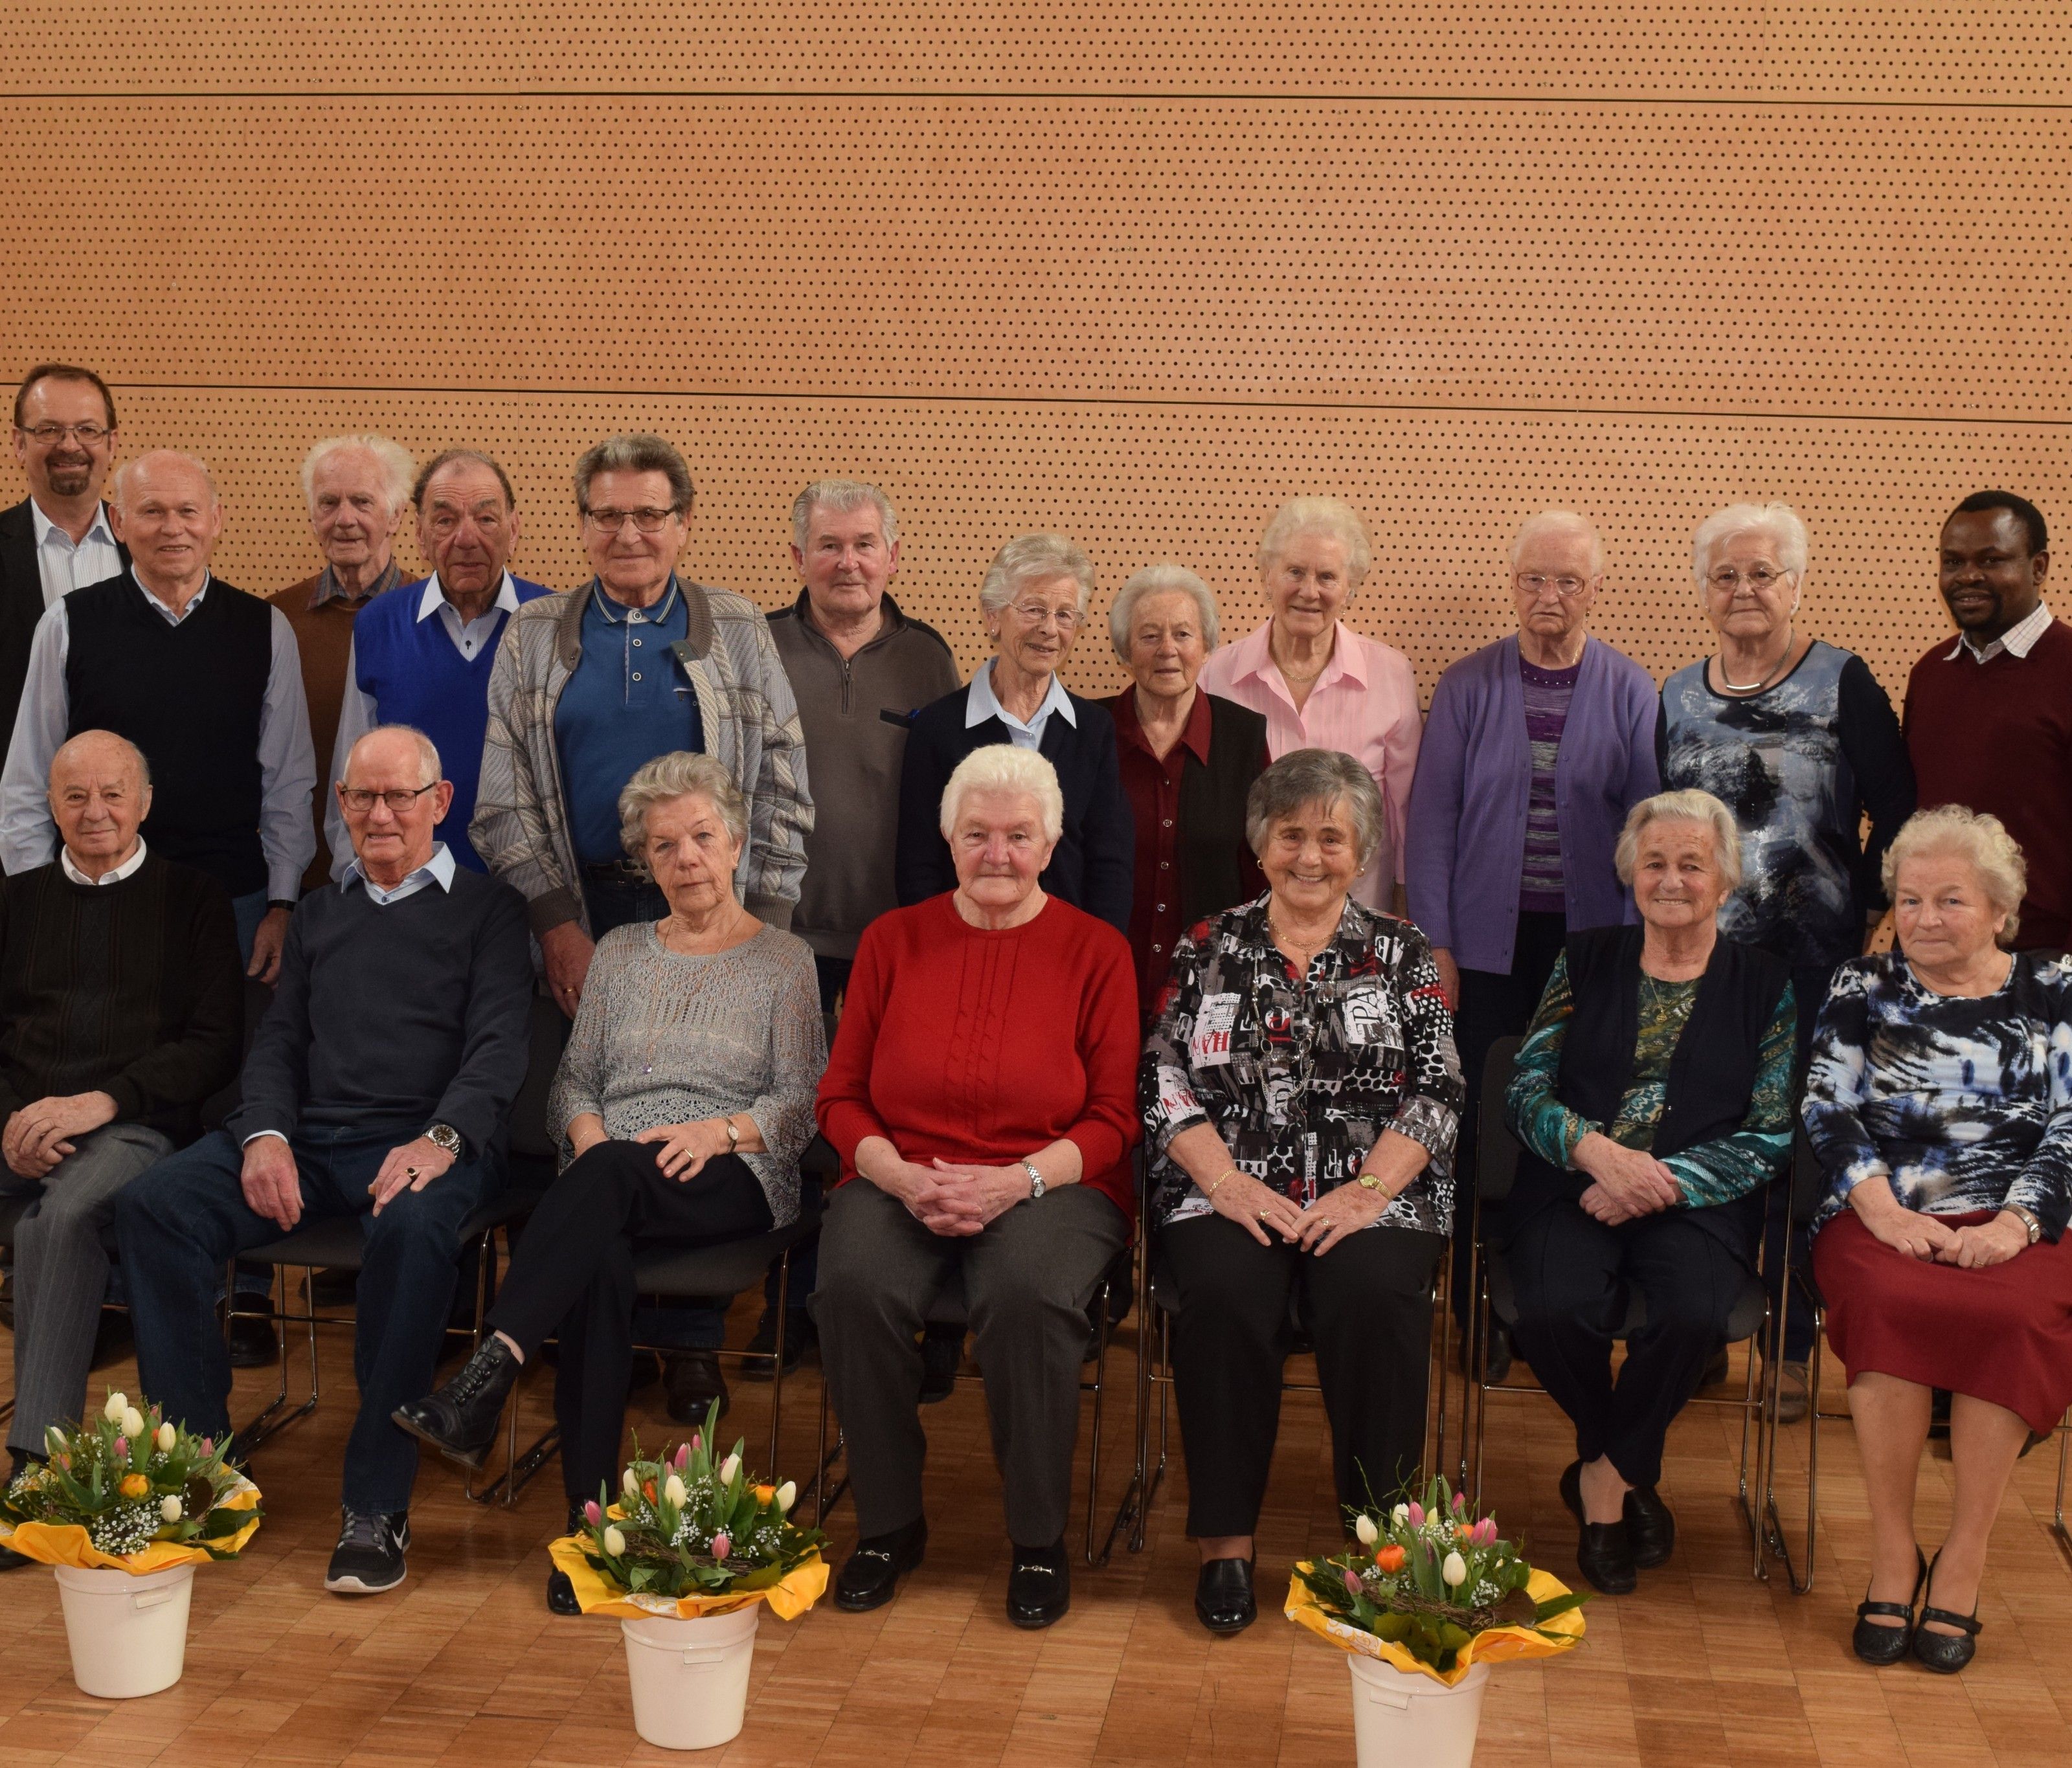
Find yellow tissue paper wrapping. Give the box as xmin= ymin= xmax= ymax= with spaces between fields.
xmin=548 ymin=1533 xmax=827 ymax=1620
xmin=1287 ymin=1563 xmax=1585 ymax=1687
xmin=0 ymin=1475 xmax=262 ymax=1573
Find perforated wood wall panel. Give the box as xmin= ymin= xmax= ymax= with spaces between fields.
xmin=5 ymin=12 xmax=2066 ymax=704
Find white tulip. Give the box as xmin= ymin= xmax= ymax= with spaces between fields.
xmin=156 ymin=1422 xmax=177 ymax=1454
xmin=1354 ymin=1514 xmax=1379 ymax=1547
xmin=622 ymin=1468 xmax=640 ymax=1497
xmin=45 ymin=1426 xmax=67 ymax=1453
xmin=603 ymin=1525 xmax=627 ymax=1557
xmin=121 ymin=1407 xmax=146 ymax=1440
xmin=104 ymin=1391 xmax=128 ymax=1422
xmin=161 ymin=1496 xmax=183 ymax=1523
xmin=718 ymin=1453 xmax=741 ymax=1487
xmin=1391 ymin=1503 xmax=1410 ymax=1525
xmin=1441 ymin=1550 xmax=1468 ymax=1588
xmin=663 ymin=1473 xmax=687 ymax=1508
xmin=774 ymin=1481 xmax=796 ymax=1514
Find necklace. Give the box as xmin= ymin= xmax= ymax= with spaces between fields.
xmin=1270 ymin=914 xmax=1335 ymax=961
xmin=1718 ymin=625 xmax=1796 ymax=693
xmin=659 ymin=905 xmax=749 ymax=955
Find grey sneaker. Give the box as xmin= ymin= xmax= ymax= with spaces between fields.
xmin=324 ymin=1509 xmax=410 ymax=1595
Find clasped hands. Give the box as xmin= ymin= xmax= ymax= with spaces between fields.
xmin=1572 ymin=1132 xmax=1682 ymax=1225
xmin=884 ymin=1156 xmax=1031 ymax=1236
xmin=1851 ymin=1186 xmax=2030 ymax=1269
xmin=3 ymin=1090 xmax=117 ymax=1179
xmin=1205 ymin=1169 xmax=1394 ymax=1255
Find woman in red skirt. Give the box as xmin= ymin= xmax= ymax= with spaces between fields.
xmin=1804 ymin=806 xmax=2072 ymax=1674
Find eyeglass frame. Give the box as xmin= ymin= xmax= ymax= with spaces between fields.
xmin=581 ymin=506 xmax=684 ymax=535
xmin=999 ymin=598 xmax=1084 ymax=630
xmin=336 ymin=781 xmax=441 ymax=815
xmin=1705 ymin=565 xmax=1797 ymax=591
xmin=1512 ymin=572 xmax=1599 ymax=598
xmin=16 ymin=421 xmax=114 ymax=445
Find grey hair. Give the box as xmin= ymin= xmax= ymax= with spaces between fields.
xmin=1509 ymin=509 xmax=1605 ymax=577
xmin=1691 ymin=502 xmax=1809 ymax=585
xmin=1884 ymin=805 xmax=2027 ymax=945
xmin=111 ymin=451 xmax=219 ymax=510
xmin=791 ymin=479 xmax=899 ymax=550
xmin=618 ymin=751 xmax=749 ymax=866
xmin=938 ymin=745 xmax=1066 ymax=844
xmin=1613 ymin=789 xmax=1744 ymax=892
xmin=300 ymin=434 xmax=416 ymax=519
xmin=1108 ymin=563 xmax=1220 ymax=659
xmin=344 ymin=724 xmax=444 ymax=788
xmin=50 ymin=729 xmax=152 ymax=790
xmin=1257 ymin=497 xmax=1373 ymax=588
xmin=414 ymin=447 xmax=517 ymax=511
xmin=977 ymin=533 xmax=1096 ymax=618
xmin=1244 ymin=748 xmax=1384 ymax=873
xmin=575 ymin=434 xmax=695 ymax=514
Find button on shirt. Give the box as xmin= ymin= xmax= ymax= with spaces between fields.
xmin=965 ymin=658 xmax=1077 ymax=750
xmin=1112 ymin=686 xmax=1211 ymax=1012
xmin=60 ymin=836 xmax=148 ymax=886
xmin=1945 ymin=600 xmax=2055 ymax=666
xmin=30 ymin=500 xmax=121 ymax=608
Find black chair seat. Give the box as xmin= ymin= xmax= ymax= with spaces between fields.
xmin=632 ymin=1208 xmax=821 ymax=1300
xmin=242 ymin=1186 xmax=546 ymax=1275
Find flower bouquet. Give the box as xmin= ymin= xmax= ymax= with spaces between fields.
xmin=546 ymin=1403 xmax=827 ymax=1751
xmin=1288 ymin=1477 xmax=1584 ymax=1767
xmin=0 ymin=1389 xmax=262 ymax=1699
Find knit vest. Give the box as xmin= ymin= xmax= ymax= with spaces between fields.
xmin=1176 ymin=693 xmax=1270 ymax=927
xmin=350 ymin=578 xmax=553 ymax=870
xmin=63 ymin=576 xmax=273 ymax=897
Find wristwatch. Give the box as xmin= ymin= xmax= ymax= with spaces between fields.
xmin=2006 ymin=1203 xmax=2044 ymax=1245
xmin=1356 ymin=1170 xmax=1389 ymax=1194
xmin=425 ymin=1123 xmax=464 ymax=1159
xmin=1022 ymin=1159 xmax=1046 ymax=1201
xmin=723 ymin=1116 xmax=741 ymax=1154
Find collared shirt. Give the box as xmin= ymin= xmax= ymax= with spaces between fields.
xmin=29 ymin=500 xmax=121 ymax=609
xmin=965 ymin=658 xmax=1077 ymax=750
xmin=342 ymin=840 xmax=456 ymax=908
xmin=60 ymin=835 xmax=148 ymax=887
xmin=305 ymin=558 xmax=402 ymax=612
xmin=1197 ymin=619 xmax=1422 ymax=911
xmin=1110 ymin=686 xmax=1212 ymax=1012
xmin=1945 ymin=600 xmax=2055 ymax=665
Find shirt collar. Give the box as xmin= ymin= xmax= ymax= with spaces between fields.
xmin=418 ymin=570 xmax=523 ymax=623
xmin=60 ymin=836 xmax=148 ymax=887
xmin=1226 ymin=618 xmax=1366 ymax=691
xmin=30 ymin=498 xmax=115 ymax=552
xmin=591 ymin=576 xmax=679 ymax=627
xmin=343 ymin=841 xmax=457 ymax=903
xmin=310 ymin=557 xmax=401 ymax=609
xmin=1111 ymin=684 xmax=1212 ymax=765
xmin=966 ymin=660 xmax=1077 ymax=732
xmin=130 ymin=566 xmax=209 ymax=622
xmin=1946 ymin=601 xmax=2055 ymax=663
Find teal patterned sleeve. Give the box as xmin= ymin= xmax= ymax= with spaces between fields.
xmin=1503 ymin=952 xmax=1597 ymax=1168
xmin=1660 ymin=981 xmax=1798 ymax=1208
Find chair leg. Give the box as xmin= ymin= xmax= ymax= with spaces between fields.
xmin=806 ymin=1374 xmax=850 ymax=1529
xmin=768 ymin=1251 xmax=792 ymax=1475
xmin=1103 ymin=1233 xmax=1154 ymax=1561
xmin=1084 ymin=1274 xmax=1114 ymax=1566
xmin=232 ymin=1263 xmax=320 ymax=1457
xmin=1761 ymin=1291 xmax=1821 ymax=1596
xmin=2052 ymin=1414 xmax=2072 ymax=1572
xmin=1733 ymin=1308 xmax=1767 ymax=1582
xmin=1430 ymin=1255 xmax=1450 ymax=1487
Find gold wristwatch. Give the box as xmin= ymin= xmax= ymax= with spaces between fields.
xmin=1356 ymin=1170 xmax=1388 ymax=1193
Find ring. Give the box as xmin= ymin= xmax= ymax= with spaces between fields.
xmin=405 ymin=1165 xmax=420 ymax=1178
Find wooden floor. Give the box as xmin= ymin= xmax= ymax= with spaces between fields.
xmin=4 ymin=1303 xmax=2072 ymax=1768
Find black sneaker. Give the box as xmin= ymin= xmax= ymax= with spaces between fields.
xmin=392 ymin=1337 xmax=522 ymax=1467
xmin=324 ymin=1509 xmax=410 ymax=1595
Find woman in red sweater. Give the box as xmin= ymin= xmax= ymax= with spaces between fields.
xmin=813 ymin=744 xmax=1138 ymax=1629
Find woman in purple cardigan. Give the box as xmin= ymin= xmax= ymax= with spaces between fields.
xmin=1404 ymin=511 xmax=1660 ymax=1368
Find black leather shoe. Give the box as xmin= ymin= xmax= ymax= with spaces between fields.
xmin=1623 ymin=1484 xmax=1676 ymax=1569
xmin=0 ymin=1541 xmax=31 ymax=1572
xmin=1006 ymin=1538 xmax=1070 ymax=1629
xmin=227 ymin=1311 xmax=279 ymax=1369
xmin=919 ymin=1326 xmax=962 ymax=1404
xmin=741 ymin=1310 xmax=814 ymax=1380
xmin=664 ymin=1350 xmax=730 ymax=1426
xmin=1852 ymin=1547 xmax=1925 ymax=1665
xmin=1559 ymin=1460 xmax=1636 ymax=1595
xmin=547 ymin=1503 xmax=584 ymax=1615
xmin=1913 ymin=1550 xmax=1982 ymax=1673
xmin=834 ymin=1517 xmax=928 ymax=1612
xmin=390 ymin=1336 xmax=522 ymax=1466
xmin=1194 ymin=1556 xmax=1256 ymax=1633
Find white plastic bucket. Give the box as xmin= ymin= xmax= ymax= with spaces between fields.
xmin=619 ymin=1603 xmax=761 ymax=1751
xmin=52 ymin=1561 xmax=196 ymax=1699
xmin=1347 ymin=1653 xmax=1489 ymax=1768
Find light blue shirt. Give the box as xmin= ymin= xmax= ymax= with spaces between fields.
xmin=342 ymin=840 xmax=457 ymax=908
xmin=964 ymin=659 xmax=1077 ymax=751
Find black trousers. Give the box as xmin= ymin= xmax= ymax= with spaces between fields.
xmin=486 ymin=1139 xmax=773 ymax=1505
xmin=1161 ymin=1213 xmax=1443 ymax=1536
xmin=1450 ymin=910 xmax=1568 ymax=1326
xmin=1505 ymin=1198 xmax=1749 ymax=1488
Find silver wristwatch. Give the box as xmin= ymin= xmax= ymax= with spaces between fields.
xmin=1021 ymin=1159 xmax=1046 ymax=1200
xmin=2007 ymin=1203 xmax=2044 ymax=1245
xmin=425 ymin=1123 xmax=463 ymax=1158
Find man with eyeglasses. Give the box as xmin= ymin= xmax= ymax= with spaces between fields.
xmin=2 ymin=365 xmax=127 ymax=767
xmin=1406 ymin=511 xmax=1660 ymax=1377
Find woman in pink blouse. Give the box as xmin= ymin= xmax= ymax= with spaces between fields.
xmin=1199 ymin=497 xmax=1421 ymax=915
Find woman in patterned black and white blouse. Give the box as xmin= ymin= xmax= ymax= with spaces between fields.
xmin=1141 ymin=747 xmax=1463 ymax=1636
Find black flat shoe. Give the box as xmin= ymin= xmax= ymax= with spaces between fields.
xmin=1852 ymin=1547 xmax=1925 ymax=1665
xmin=547 ymin=1503 xmax=584 ymax=1615
xmin=1913 ymin=1550 xmax=1982 ymax=1674
xmin=1006 ymin=1538 xmax=1070 ymax=1629
xmin=1623 ymin=1484 xmax=1676 ymax=1569
xmin=834 ymin=1517 xmax=928 ymax=1613
xmin=1559 ymin=1460 xmax=1636 ymax=1595
xmin=1194 ymin=1556 xmax=1256 ymax=1633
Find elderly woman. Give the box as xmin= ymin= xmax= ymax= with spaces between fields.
xmin=1805 ymin=807 xmax=2072 ymax=1673
xmin=1199 ymin=498 xmax=1421 ymax=913
xmin=396 ymin=752 xmax=825 ymax=1612
xmin=815 ymin=746 xmax=1138 ymax=1629
xmin=1105 ymin=563 xmax=1268 ymax=1014
xmin=1142 ymin=748 xmax=1462 ymax=1636
xmin=895 ymin=532 xmax=1132 ymax=931
xmin=1503 ymin=790 xmax=1796 ymax=1595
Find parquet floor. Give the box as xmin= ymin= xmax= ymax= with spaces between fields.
xmin=3 ymin=1303 xmax=2071 ymax=1767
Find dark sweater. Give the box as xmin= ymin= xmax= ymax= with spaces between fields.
xmin=0 ymin=851 xmax=243 ymax=1140
xmin=225 ymin=866 xmax=533 ymax=1159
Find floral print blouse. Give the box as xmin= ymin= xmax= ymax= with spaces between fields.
xmin=1140 ymin=893 xmax=1463 ymax=1235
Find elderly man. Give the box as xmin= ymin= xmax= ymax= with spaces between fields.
xmin=0 ymin=731 xmax=241 ymax=1565
xmin=0 ymin=452 xmax=317 ymax=983
xmin=2 ymin=365 xmax=127 ymax=764
xmin=327 ymin=449 xmax=553 ymax=876
xmin=279 ymin=434 xmax=416 ymax=890
xmin=117 ymin=725 xmax=532 ymax=1595
xmin=1405 ymin=511 xmax=1659 ymax=1370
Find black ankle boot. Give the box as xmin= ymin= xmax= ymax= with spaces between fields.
xmin=391 ymin=1336 xmax=521 ymax=1466
xmin=547 ymin=1502 xmax=584 ymax=1615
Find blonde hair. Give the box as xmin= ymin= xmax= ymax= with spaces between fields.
xmin=939 ymin=746 xmax=1066 ymax=843
xmin=618 ymin=752 xmax=749 ymax=867
xmin=1884 ymin=805 xmax=2026 ymax=945
xmin=1614 ymin=789 xmax=1744 ymax=892
xmin=977 ymin=533 xmax=1096 ymax=618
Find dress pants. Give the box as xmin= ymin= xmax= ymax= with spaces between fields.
xmin=1505 ymin=1198 xmax=1750 ymax=1488
xmin=117 ymin=1126 xmax=495 ymax=1514
xmin=7 ymin=1123 xmax=174 ymax=1458
xmin=811 ymin=1180 xmax=1127 ymax=1546
xmin=484 ymin=1139 xmax=774 ymax=1506
xmin=1160 ymin=1213 xmax=1443 ymax=1535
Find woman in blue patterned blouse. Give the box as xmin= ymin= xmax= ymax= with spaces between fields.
xmin=1805 ymin=805 xmax=2072 ymax=1673
xmin=1504 ymin=789 xmax=1796 ymax=1596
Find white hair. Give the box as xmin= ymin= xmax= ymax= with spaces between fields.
xmin=1884 ymin=805 xmax=2026 ymax=946
xmin=977 ymin=533 xmax=1096 ymax=618
xmin=301 ymin=434 xmax=416 ymax=519
xmin=1613 ymin=789 xmax=1744 ymax=892
xmin=1509 ymin=509 xmax=1604 ymax=577
xmin=1257 ymin=497 xmax=1373 ymax=588
xmin=792 ymin=479 xmax=899 ymax=550
xmin=1691 ymin=502 xmax=1809 ymax=585
xmin=938 ymin=745 xmax=1066 ymax=843
xmin=1108 ymin=563 xmax=1220 ymax=658
xmin=618 ymin=751 xmax=749 ymax=866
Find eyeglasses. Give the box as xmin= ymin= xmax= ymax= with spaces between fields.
xmin=1515 ymin=574 xmax=1593 ymax=598
xmin=583 ymin=507 xmax=678 ymax=534
xmin=338 ymin=783 xmax=439 ymax=814
xmin=1707 ymin=565 xmax=1793 ymax=590
xmin=18 ymin=422 xmax=111 ymax=445
xmin=1004 ymin=601 xmax=1081 ymax=630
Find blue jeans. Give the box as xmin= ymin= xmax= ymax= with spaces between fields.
xmin=231 ymin=890 xmax=269 ymax=965
xmin=117 ymin=1126 xmax=497 ymax=1514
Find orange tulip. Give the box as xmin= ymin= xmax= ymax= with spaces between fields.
xmin=1456 ymin=1523 xmax=1473 ymax=1539
xmin=642 ymin=1479 xmax=657 ymax=1503
xmin=1374 ymin=1543 xmax=1406 ymax=1574
xmin=119 ymin=1473 xmax=151 ymax=1499
xmin=754 ymin=1484 xmax=776 ymax=1504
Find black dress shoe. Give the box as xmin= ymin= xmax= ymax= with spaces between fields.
xmin=664 ymin=1350 xmax=730 ymax=1425
xmin=547 ymin=1503 xmax=584 ymax=1615
xmin=1194 ymin=1556 xmax=1256 ymax=1633
xmin=1913 ymin=1550 xmax=1983 ymax=1673
xmin=0 ymin=1541 xmax=31 ymax=1572
xmin=834 ymin=1517 xmax=928 ymax=1612
xmin=1559 ymin=1460 xmax=1636 ymax=1595
xmin=1623 ymin=1484 xmax=1676 ymax=1569
xmin=227 ymin=1312 xmax=279 ymax=1369
xmin=1006 ymin=1538 xmax=1070 ymax=1629
xmin=919 ymin=1326 xmax=962 ymax=1404
xmin=741 ymin=1310 xmax=814 ymax=1380
xmin=1852 ymin=1547 xmax=1925 ymax=1665
xmin=390 ymin=1336 xmax=522 ymax=1466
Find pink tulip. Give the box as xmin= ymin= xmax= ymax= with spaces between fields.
xmin=1343 ymin=1568 xmax=1364 ymax=1597
xmin=1406 ymin=1501 xmax=1424 ymax=1528
xmin=1452 ymin=1492 xmax=1467 ymax=1514
xmin=1478 ymin=1518 xmax=1498 ymax=1546
xmin=113 ymin=1436 xmax=128 ymax=1459
xmin=690 ymin=1433 xmax=702 ymax=1454
xmin=711 ymin=1532 xmax=731 ymax=1560
xmin=201 ymin=1438 xmax=214 ymax=1457
xmin=584 ymin=1500 xmax=603 ymax=1527
xmin=673 ymin=1443 xmax=691 ymax=1471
